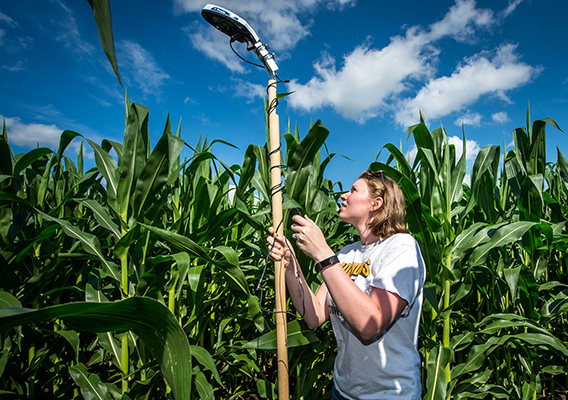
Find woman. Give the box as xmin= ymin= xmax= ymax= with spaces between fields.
xmin=267 ymin=170 xmax=425 ymax=399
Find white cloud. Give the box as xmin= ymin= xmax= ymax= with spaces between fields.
xmin=0 ymin=10 xmax=33 ymax=54
xmin=53 ymin=0 xmax=95 ymax=56
xmin=287 ymin=35 xmax=432 ymax=122
xmin=0 ymin=11 xmax=18 ymax=28
xmin=406 ymin=135 xmax=480 ymax=165
xmin=282 ymin=0 xmax=537 ymax=127
xmin=2 ymin=60 xmax=24 ymax=72
xmin=179 ymin=0 xmax=353 ymax=102
xmin=117 ymin=40 xmax=171 ymax=98
xmin=1 ymin=116 xmax=96 ymax=160
xmin=395 ymin=44 xmax=539 ymax=127
xmin=2 ymin=115 xmax=63 ymax=149
xmin=406 ymin=145 xmax=418 ymax=164
xmin=179 ymin=0 xmax=356 ymax=67
xmin=454 ymin=112 xmax=482 ymax=127
xmin=88 ymin=93 xmax=113 ymax=108
xmin=287 ymin=0 xmax=506 ymax=123
xmin=231 ymin=78 xmax=265 ymax=102
xmin=492 ymin=111 xmax=509 ymax=123
xmin=426 ymin=0 xmax=494 ymax=43
xmin=183 ymin=24 xmax=248 ymax=74
xmin=448 ymin=135 xmax=481 ymax=161
xmin=502 ymin=0 xmax=523 ymax=18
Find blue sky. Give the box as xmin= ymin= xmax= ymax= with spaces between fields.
xmin=1 ymin=0 xmax=566 ymax=186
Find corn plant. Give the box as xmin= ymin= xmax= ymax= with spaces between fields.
xmin=2 ymin=95 xmax=568 ymax=400
xmin=70 ymin=2 xmax=568 ymax=397
xmin=0 ymin=88 xmax=350 ymax=399
xmin=372 ymin=110 xmax=567 ymax=399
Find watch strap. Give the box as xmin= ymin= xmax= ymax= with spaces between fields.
xmin=315 ymin=255 xmax=339 ymax=273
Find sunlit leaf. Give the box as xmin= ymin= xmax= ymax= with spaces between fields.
xmin=0 ymin=297 xmax=192 ymax=400
xmin=87 ymin=0 xmax=122 ymax=86
xmin=242 ymin=320 xmax=319 ymax=349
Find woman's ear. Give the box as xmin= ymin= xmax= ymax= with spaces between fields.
xmin=371 ymin=197 xmax=383 ymax=211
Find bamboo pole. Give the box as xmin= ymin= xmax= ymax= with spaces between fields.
xmin=267 ymin=78 xmax=289 ymax=399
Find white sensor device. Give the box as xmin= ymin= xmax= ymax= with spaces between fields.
xmin=201 ymin=4 xmax=279 ymax=78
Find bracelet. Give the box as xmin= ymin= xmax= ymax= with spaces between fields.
xmin=315 ymin=255 xmax=339 ymax=273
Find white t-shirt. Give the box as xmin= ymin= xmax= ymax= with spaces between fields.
xmin=329 ymin=233 xmax=425 ymax=400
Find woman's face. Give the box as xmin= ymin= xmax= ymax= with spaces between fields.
xmin=339 ymin=178 xmax=376 ymax=225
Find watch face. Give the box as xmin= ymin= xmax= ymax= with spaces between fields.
xmin=316 ymin=255 xmax=338 ymax=273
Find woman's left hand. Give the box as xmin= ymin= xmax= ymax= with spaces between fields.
xmin=290 ymin=215 xmax=335 ymax=262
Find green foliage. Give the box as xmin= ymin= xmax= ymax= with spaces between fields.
xmin=374 ymin=110 xmax=567 ymax=399
xmin=0 ymin=91 xmax=348 ymax=398
xmin=0 ymin=296 xmax=192 ymax=400
xmin=1 ymin=1 xmax=564 ymax=398
xmin=1 ymin=81 xmax=567 ymax=400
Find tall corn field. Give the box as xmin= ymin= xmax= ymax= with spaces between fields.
xmin=0 ymin=96 xmax=566 ymax=399
xmin=372 ymin=112 xmax=568 ymax=400
xmin=0 ymin=1 xmax=567 ymax=397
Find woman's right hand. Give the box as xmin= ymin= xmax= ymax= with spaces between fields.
xmin=267 ymin=227 xmax=295 ymax=268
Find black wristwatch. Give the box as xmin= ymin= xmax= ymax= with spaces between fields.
xmin=315 ymin=255 xmax=339 ymax=273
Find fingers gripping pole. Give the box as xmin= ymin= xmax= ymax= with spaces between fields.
xmin=268 ymin=79 xmax=289 ymax=399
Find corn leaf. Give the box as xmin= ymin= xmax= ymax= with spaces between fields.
xmin=242 ymin=320 xmax=318 ymax=349
xmin=69 ymin=363 xmax=112 ymax=400
xmin=469 ymin=221 xmax=537 ymax=266
xmin=86 ymin=0 xmax=122 ymax=86
xmin=0 ymin=297 xmax=191 ymax=400
xmin=424 ymin=345 xmax=452 ymax=400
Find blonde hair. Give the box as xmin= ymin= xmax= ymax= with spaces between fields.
xmin=359 ymin=170 xmax=406 ymax=238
